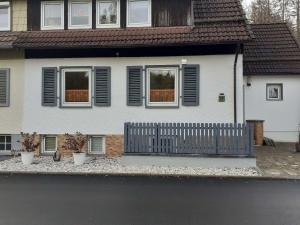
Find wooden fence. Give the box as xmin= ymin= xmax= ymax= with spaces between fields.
xmin=124 ymin=123 xmax=254 ymax=157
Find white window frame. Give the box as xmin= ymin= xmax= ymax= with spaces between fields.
xmin=96 ymin=0 xmax=120 ymax=28
xmin=88 ymin=136 xmax=105 ymax=155
xmin=266 ymin=83 xmax=283 ymax=101
xmin=127 ymin=0 xmax=151 ymax=27
xmin=42 ymin=136 xmax=57 ymax=154
xmin=68 ymin=0 xmax=92 ymax=29
xmin=0 ymin=2 xmax=11 ymax=31
xmin=41 ymin=1 xmax=64 ymax=30
xmin=0 ymin=135 xmax=11 ymax=152
xmin=61 ymin=68 xmax=92 ymax=107
xmin=146 ymin=66 xmax=179 ymax=107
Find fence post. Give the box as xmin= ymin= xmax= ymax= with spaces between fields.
xmin=124 ymin=123 xmax=128 ymax=153
xmin=249 ymin=123 xmax=255 ymax=156
xmin=213 ymin=123 xmax=218 ymax=155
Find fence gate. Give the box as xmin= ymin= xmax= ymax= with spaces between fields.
xmin=124 ymin=123 xmax=254 ymax=157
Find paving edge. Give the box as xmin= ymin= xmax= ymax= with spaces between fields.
xmin=0 ymin=171 xmax=298 ymax=181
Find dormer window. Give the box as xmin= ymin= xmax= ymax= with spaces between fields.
xmin=41 ymin=1 xmax=64 ymax=30
xmin=69 ymin=0 xmax=92 ymax=29
xmin=0 ymin=2 xmax=10 ymax=31
xmin=127 ymin=0 xmax=151 ymax=27
xmin=97 ymin=0 xmax=120 ymax=28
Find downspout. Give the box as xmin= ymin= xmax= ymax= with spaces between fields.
xmin=234 ymin=44 xmax=241 ymax=124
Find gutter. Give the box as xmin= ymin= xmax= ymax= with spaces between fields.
xmin=234 ymin=44 xmax=241 ymax=124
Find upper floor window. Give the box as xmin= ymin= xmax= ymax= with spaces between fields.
xmin=97 ymin=0 xmax=120 ymax=28
xmin=69 ymin=0 xmax=92 ymax=29
xmin=41 ymin=1 xmax=64 ymax=30
xmin=0 ymin=2 xmax=10 ymax=31
xmin=127 ymin=0 xmax=151 ymax=27
xmin=146 ymin=66 xmax=179 ymax=107
xmin=61 ymin=68 xmax=92 ymax=107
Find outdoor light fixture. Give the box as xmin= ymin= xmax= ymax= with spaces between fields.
xmin=181 ymin=59 xmax=187 ymax=64
xmin=219 ymin=93 xmax=225 ymax=102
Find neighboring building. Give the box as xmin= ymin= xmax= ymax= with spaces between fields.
xmin=0 ymin=0 xmax=27 ymax=154
xmin=244 ymin=23 xmax=300 ymax=142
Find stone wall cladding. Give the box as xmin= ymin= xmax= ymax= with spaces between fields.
xmin=12 ymin=0 xmax=27 ymax=32
xmin=36 ymin=134 xmax=123 ymax=157
xmin=105 ymin=135 xmax=124 ymax=157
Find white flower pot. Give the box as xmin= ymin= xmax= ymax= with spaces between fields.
xmin=21 ymin=152 xmax=35 ymax=165
xmin=73 ymin=152 xmax=86 ymax=166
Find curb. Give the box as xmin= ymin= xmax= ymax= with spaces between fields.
xmin=0 ymin=171 xmax=299 ymax=181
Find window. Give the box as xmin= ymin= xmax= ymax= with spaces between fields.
xmin=43 ymin=136 xmax=57 ymax=153
xmin=127 ymin=0 xmax=151 ymax=27
xmin=97 ymin=0 xmax=120 ymax=28
xmin=61 ymin=68 xmax=92 ymax=107
xmin=69 ymin=0 xmax=92 ymax=29
xmin=266 ymin=84 xmax=283 ymax=101
xmin=89 ymin=136 xmax=105 ymax=154
xmin=0 ymin=135 xmax=11 ymax=151
xmin=146 ymin=67 xmax=179 ymax=107
xmin=0 ymin=2 xmax=10 ymax=31
xmin=41 ymin=1 xmax=64 ymax=30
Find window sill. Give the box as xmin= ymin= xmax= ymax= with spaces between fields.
xmin=68 ymin=25 xmax=92 ymax=30
xmin=41 ymin=26 xmax=64 ymax=31
xmin=126 ymin=23 xmax=151 ymax=28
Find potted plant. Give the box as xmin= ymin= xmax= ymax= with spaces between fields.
xmin=62 ymin=132 xmax=88 ymax=165
xmin=19 ymin=132 xmax=40 ymax=165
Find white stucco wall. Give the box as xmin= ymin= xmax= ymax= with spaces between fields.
xmin=22 ymin=55 xmax=244 ymax=134
xmin=0 ymin=59 xmax=24 ymax=134
xmin=245 ymin=75 xmax=300 ymax=142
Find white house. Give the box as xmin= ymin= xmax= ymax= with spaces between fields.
xmin=9 ymin=0 xmax=251 ymax=156
xmin=244 ymin=23 xmax=300 ymax=143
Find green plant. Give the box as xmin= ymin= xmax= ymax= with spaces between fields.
xmin=19 ymin=132 xmax=40 ymax=152
xmin=62 ymin=132 xmax=87 ymax=153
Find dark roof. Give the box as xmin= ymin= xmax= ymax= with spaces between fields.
xmin=244 ymin=23 xmax=300 ymax=75
xmin=12 ymin=0 xmax=252 ymax=49
xmin=0 ymin=32 xmax=19 ymax=49
xmin=14 ymin=23 xmax=251 ymax=49
xmin=193 ymin=0 xmax=246 ymax=23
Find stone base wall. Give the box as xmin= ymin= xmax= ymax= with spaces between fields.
xmin=33 ymin=134 xmax=124 ymax=157
xmin=105 ymin=135 xmax=124 ymax=157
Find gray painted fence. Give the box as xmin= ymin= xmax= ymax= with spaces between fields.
xmin=124 ymin=123 xmax=254 ymax=157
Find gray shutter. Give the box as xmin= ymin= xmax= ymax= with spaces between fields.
xmin=127 ymin=66 xmax=143 ymax=106
xmin=182 ymin=64 xmax=200 ymax=106
xmin=94 ymin=67 xmax=111 ymax=106
xmin=42 ymin=67 xmax=57 ymax=106
xmin=0 ymin=69 xmax=9 ymax=107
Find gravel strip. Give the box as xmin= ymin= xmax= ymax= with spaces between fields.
xmin=0 ymin=156 xmax=260 ymax=177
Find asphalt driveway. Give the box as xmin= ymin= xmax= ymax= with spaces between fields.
xmin=0 ymin=175 xmax=299 ymax=225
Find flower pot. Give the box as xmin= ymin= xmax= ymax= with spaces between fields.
xmin=21 ymin=152 xmax=35 ymax=165
xmin=73 ymin=152 xmax=86 ymax=165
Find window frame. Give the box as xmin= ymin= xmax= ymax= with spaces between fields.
xmin=60 ymin=67 xmax=93 ymax=108
xmin=68 ymin=0 xmax=92 ymax=29
xmin=96 ymin=0 xmax=120 ymax=28
xmin=88 ymin=136 xmax=105 ymax=155
xmin=145 ymin=65 xmax=180 ymax=108
xmin=266 ymin=83 xmax=283 ymax=101
xmin=0 ymin=2 xmax=11 ymax=31
xmin=42 ymin=135 xmax=57 ymax=154
xmin=41 ymin=1 xmax=64 ymax=30
xmin=127 ymin=0 xmax=151 ymax=27
xmin=0 ymin=135 xmax=11 ymax=152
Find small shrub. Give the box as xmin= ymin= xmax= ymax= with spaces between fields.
xmin=19 ymin=132 xmax=40 ymax=153
xmin=62 ymin=132 xmax=88 ymax=153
